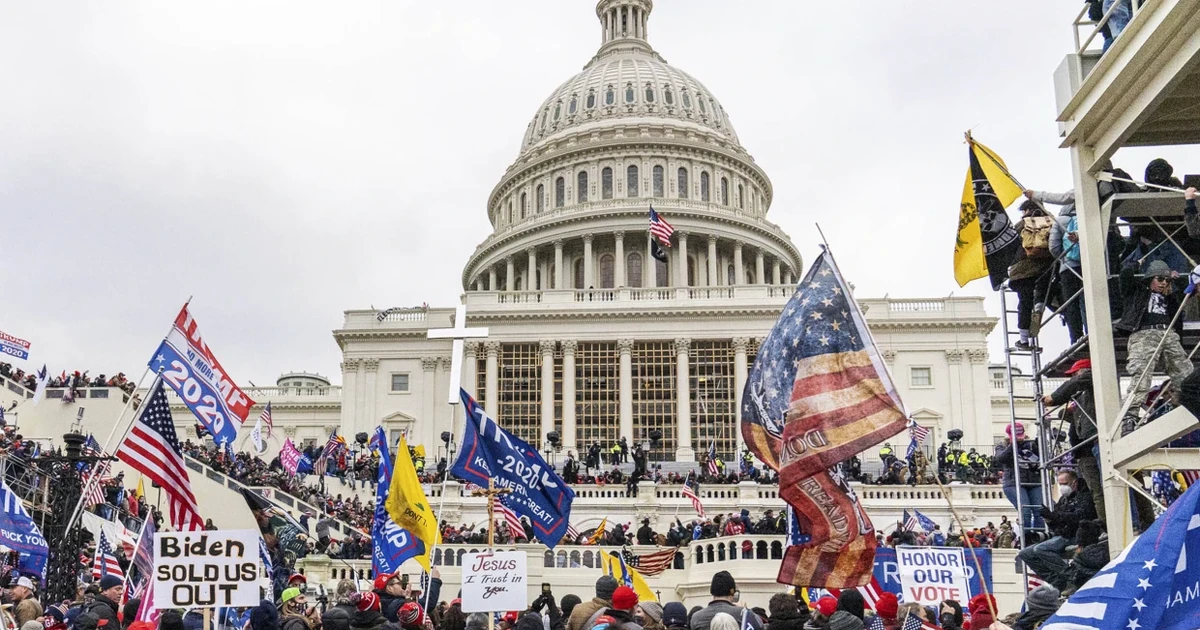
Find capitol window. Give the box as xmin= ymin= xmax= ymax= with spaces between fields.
xmin=699 ymin=96 xmax=708 ymax=115
xmin=627 ymin=165 xmax=639 ymax=197
xmin=627 ymin=252 xmax=643 ymax=288
xmin=644 ymin=83 xmax=655 ymax=103
xmin=910 ymin=367 xmax=933 ymax=388
xmin=390 ymin=373 xmax=410 ymax=393
xmin=605 ymin=85 xmax=615 ymax=106
xmin=664 ymin=85 xmax=674 ymax=105
xmin=652 ymin=165 xmax=664 ymax=197
xmin=569 ymin=95 xmax=578 ymax=115
xmin=599 ymin=254 xmax=615 ymax=288
xmin=678 ymin=168 xmax=689 ymax=199
xmin=578 ymin=171 xmax=589 ymax=203
xmin=727 ymin=264 xmax=735 ymax=286
xmin=539 ymin=110 xmax=547 ymax=130
xmin=521 ymin=192 xmax=527 ymax=218
xmin=700 ymin=172 xmax=710 ymax=202
xmin=555 ymin=177 xmax=565 ymax=208
xmin=737 ymin=184 xmax=744 ymax=209
xmin=720 ymin=177 xmax=729 ymax=205
xmin=554 ymin=101 xmax=561 ymax=121
xmin=586 ymin=89 xmax=596 ymax=109
xmin=574 ymin=259 xmax=584 ymax=289
xmin=602 ymin=167 xmax=613 ymax=199
xmin=681 ymin=90 xmax=692 ymax=109
xmin=537 ymin=184 xmax=545 ymax=213
xmin=625 ymin=83 xmax=635 ymax=103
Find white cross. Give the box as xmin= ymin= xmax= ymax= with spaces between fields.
xmin=427 ymin=305 xmax=489 ymax=404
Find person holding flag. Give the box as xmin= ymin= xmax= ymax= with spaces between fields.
xmin=953 ymin=134 xmax=1024 ymax=290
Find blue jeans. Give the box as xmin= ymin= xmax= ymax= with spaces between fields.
xmin=1003 ymin=484 xmax=1046 ymax=529
xmin=1103 ymin=0 xmax=1133 ymax=50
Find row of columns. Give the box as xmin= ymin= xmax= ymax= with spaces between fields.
xmin=602 ymin=3 xmax=647 ymax=43
xmin=465 ymin=337 xmax=753 ymax=461
xmin=472 ymin=232 xmax=796 ymax=291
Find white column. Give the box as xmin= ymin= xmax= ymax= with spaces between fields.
xmin=554 ymin=240 xmax=564 ymax=289
xmin=488 ymin=267 xmax=498 ymax=291
xmin=505 ymin=257 xmax=515 ymax=291
xmin=421 ymin=357 xmax=438 ymax=431
xmin=527 ymin=248 xmax=537 ymax=290
xmin=540 ymin=341 xmax=555 ymax=446
xmin=618 ymin=339 xmax=634 ymax=448
xmin=340 ymin=358 xmax=360 ymax=436
xmin=484 ymin=341 xmax=500 ymax=418
xmin=707 ymin=235 xmax=718 ymax=287
xmin=677 ymin=232 xmax=689 ymax=287
xmin=562 ymin=340 xmax=578 ymax=453
xmin=772 ymin=260 xmax=781 ymax=285
xmin=733 ymin=338 xmax=749 ymax=459
xmin=464 ymin=343 xmax=480 ymax=397
xmin=363 ymin=358 xmax=379 ymax=432
xmin=733 ymin=243 xmax=744 ymax=286
xmin=614 ymin=231 xmax=626 ymax=287
xmin=675 ymin=337 xmax=693 ymax=461
xmin=646 ymin=237 xmax=655 ymax=287
xmin=583 ymin=234 xmax=594 ymax=288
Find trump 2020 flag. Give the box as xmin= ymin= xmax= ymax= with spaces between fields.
xmin=149 ymin=304 xmax=255 ymax=445
xmin=384 ymin=435 xmax=439 ymax=571
xmin=1042 ymin=483 xmax=1200 ymax=630
xmin=453 ymin=389 xmax=575 ymax=548
xmin=954 ymin=137 xmax=1023 ymax=290
xmin=741 ymin=248 xmax=907 ymax=589
xmin=0 ymin=478 xmax=48 ymax=579
xmin=372 ymin=427 xmax=425 ymax=575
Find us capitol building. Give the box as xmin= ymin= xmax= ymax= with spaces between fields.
xmin=8 ymin=0 xmax=1030 ymax=610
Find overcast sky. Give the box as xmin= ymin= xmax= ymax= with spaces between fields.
xmin=4 ymin=1 xmax=1198 ymax=386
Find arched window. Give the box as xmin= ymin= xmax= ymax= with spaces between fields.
xmin=644 ymin=83 xmax=655 ymax=103
xmin=516 ymin=275 xmax=524 ymax=291
xmin=574 ymin=259 xmax=584 ymax=289
xmin=655 ymin=258 xmax=669 ymax=287
xmin=520 ymin=192 xmax=527 ymax=218
xmin=625 ymin=83 xmax=635 ymax=103
xmin=720 ymin=177 xmax=729 ymax=205
xmin=578 ymin=171 xmax=589 ymax=203
xmin=605 ymin=85 xmax=615 ymax=106
xmin=537 ymin=184 xmax=545 ymax=213
xmin=727 ymin=264 xmax=735 ymax=286
xmin=699 ymin=97 xmax=708 ymax=115
xmin=568 ymin=95 xmax=578 ymax=115
xmin=602 ymin=167 xmax=613 ymax=199
xmin=652 ymin=165 xmax=664 ymax=197
xmin=627 ymin=165 xmax=639 ymax=198
xmin=700 ymin=172 xmax=710 ymax=202
xmin=586 ymin=89 xmax=596 ymax=109
xmin=664 ymin=85 xmax=674 ymax=105
xmin=681 ymin=90 xmax=692 ymax=109
xmin=539 ymin=110 xmax=547 ymax=130
xmin=599 ymin=254 xmax=615 ymax=288
xmin=737 ymin=184 xmax=744 ymax=209
xmin=553 ymin=101 xmax=561 ymax=121
xmin=627 ymin=252 xmax=643 ymax=288
xmin=555 ymin=177 xmax=565 ymax=208
xmin=678 ymin=168 xmax=689 ymax=199
xmin=508 ymin=201 xmax=513 ymax=224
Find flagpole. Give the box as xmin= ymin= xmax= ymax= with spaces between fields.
xmin=422 ymin=420 xmax=456 ymax=615
xmin=928 ymin=473 xmax=997 ymax=620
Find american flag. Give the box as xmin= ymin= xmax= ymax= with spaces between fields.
xmin=705 ymin=442 xmax=720 ymax=476
xmin=566 ymin=523 xmax=580 ymax=542
xmin=1182 ymin=470 xmax=1200 ymax=488
xmin=315 ymin=429 xmax=346 ymax=476
xmin=907 ymin=420 xmax=929 ymax=444
xmin=91 ymin=531 xmax=125 ymax=581
xmin=622 ymin=547 xmax=677 ymax=576
xmin=83 ymin=462 xmax=111 ymax=508
xmin=127 ymin=512 xmax=155 ymax=600
xmin=648 ymin=206 xmax=675 ymax=246
xmin=115 ymin=378 xmax=205 ymax=532
xmin=495 ymin=501 xmax=525 ymax=539
xmin=826 ymin=577 xmax=886 ymax=613
xmin=902 ymin=509 xmax=920 ymax=532
xmin=258 ymin=402 xmax=274 ymax=438
xmin=900 ymin=612 xmax=939 ymax=630
xmin=681 ymin=472 xmax=705 ymax=517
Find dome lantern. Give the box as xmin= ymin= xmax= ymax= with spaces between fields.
xmin=596 ymin=0 xmax=654 ymax=54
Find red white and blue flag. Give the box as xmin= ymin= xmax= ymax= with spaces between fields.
xmin=705 ymin=442 xmax=720 ymax=476
xmin=91 ymin=531 xmax=125 ymax=581
xmin=649 ymin=207 xmax=675 ymax=246
xmin=0 ymin=330 xmax=31 ymax=361
xmin=149 ymin=304 xmax=255 ymax=445
xmin=682 ymin=472 xmax=705 ymax=517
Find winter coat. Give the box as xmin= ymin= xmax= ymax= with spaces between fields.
xmin=993 ymin=440 xmax=1040 ymax=489
xmin=86 ymin=595 xmax=120 ymax=630
xmin=351 ymin=610 xmax=388 ymax=630
xmin=1044 ymin=481 xmax=1098 ymax=540
xmin=765 ymin=610 xmax=807 ymax=630
xmin=1116 ymin=263 xmax=1185 ymax=334
xmin=691 ymin=602 xmax=762 ymax=630
xmin=567 ymin=598 xmax=611 ymax=630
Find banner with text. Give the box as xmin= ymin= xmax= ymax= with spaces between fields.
xmin=896 ymin=546 xmax=971 ymax=606
xmin=0 ymin=330 xmax=31 ymax=361
xmin=153 ymin=530 xmax=261 ymax=609
xmin=460 ymin=551 xmax=527 ymax=613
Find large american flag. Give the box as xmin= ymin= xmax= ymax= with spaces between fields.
xmin=907 ymin=420 xmax=929 ymax=444
xmin=622 ymin=547 xmax=677 ymax=576
xmin=902 ymin=509 xmax=920 ymax=532
xmin=681 ymin=472 xmax=705 ymax=517
xmin=83 ymin=461 xmax=111 ymax=508
xmin=115 ymin=378 xmax=205 ymax=532
xmin=91 ymin=531 xmax=125 ymax=581
xmin=258 ymin=402 xmax=273 ymax=438
xmin=648 ymin=206 xmax=675 ymax=246
xmin=495 ymin=501 xmax=525 ymax=539
xmin=705 ymin=442 xmax=720 ymax=476
xmin=315 ymin=429 xmax=346 ymax=476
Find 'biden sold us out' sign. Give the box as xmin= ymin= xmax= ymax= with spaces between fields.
xmin=154 ymin=530 xmax=261 ymax=609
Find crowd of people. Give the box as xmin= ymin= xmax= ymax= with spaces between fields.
xmin=0 ymin=364 xmax=138 ymax=397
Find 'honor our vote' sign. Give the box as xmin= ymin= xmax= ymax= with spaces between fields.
xmin=154 ymin=530 xmax=261 ymax=609
xmin=896 ymin=546 xmax=972 ymax=606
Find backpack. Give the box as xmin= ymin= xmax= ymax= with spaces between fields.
xmin=1064 ymin=216 xmax=1081 ymax=262
xmin=1021 ymin=215 xmax=1054 ymax=254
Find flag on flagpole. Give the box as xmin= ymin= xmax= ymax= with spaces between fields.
xmin=914 ymin=510 xmax=937 ymax=533
xmin=31 ymin=365 xmax=49 ymax=405
xmin=954 ymin=136 xmax=1024 ymax=289
xmin=91 ymin=531 xmax=125 ymax=580
xmin=384 ymin=435 xmax=439 ymax=571
xmin=250 ymin=418 xmax=267 ymax=455
xmin=258 ymin=402 xmax=274 ymax=438
xmin=280 ymin=439 xmax=303 ymax=476
xmin=114 ymin=378 xmax=205 ymax=532
xmin=0 ymin=477 xmax=48 ymax=579
xmin=495 ymin=502 xmax=526 ymax=539
xmin=648 ymin=206 xmax=675 ymax=247
xmin=599 ymin=551 xmax=657 ymax=602
xmin=905 ymin=438 xmax=918 ymax=461
xmin=315 ymin=429 xmax=346 ymax=476
xmin=622 ymin=547 xmax=678 ymax=577
xmin=681 ymin=472 xmax=705 ymax=517
xmin=902 ymin=510 xmax=920 ymax=532
xmin=588 ymin=518 xmax=608 ymax=545
xmin=566 ymin=523 xmax=580 ymax=542
xmin=371 ymin=426 xmax=427 ymax=576
xmin=907 ymin=420 xmax=929 ymax=444
xmin=134 ymin=477 xmax=145 ymax=503
xmin=705 ymin=442 xmax=720 ymax=476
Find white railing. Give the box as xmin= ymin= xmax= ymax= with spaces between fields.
xmin=498 ymin=291 xmax=543 ymax=304
xmin=888 ymin=299 xmax=947 ymax=312
xmin=688 ymin=287 xmax=734 ymax=300
xmin=630 ymin=288 xmax=675 ymax=301
xmin=1072 ymin=0 xmax=1148 ymax=54
xmin=574 ymin=289 xmax=616 ymax=302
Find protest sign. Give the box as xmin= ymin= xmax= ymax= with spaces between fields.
xmin=154 ymin=530 xmax=260 ymax=609
xmin=460 ymin=551 xmax=527 ymax=613
xmin=896 ymin=546 xmax=971 ymax=606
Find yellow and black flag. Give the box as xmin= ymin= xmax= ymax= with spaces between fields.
xmin=954 ymin=137 xmax=1024 ymax=289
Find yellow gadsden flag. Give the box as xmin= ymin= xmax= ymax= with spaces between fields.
xmin=588 ymin=518 xmax=608 ymax=545
xmin=599 ymin=551 xmax=657 ymax=602
xmin=385 ymin=435 xmax=440 ymax=570
xmin=954 ymin=137 xmax=1024 ymax=289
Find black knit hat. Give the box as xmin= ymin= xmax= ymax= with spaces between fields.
xmin=709 ymin=571 xmax=737 ymax=597
xmin=596 ymin=575 xmax=619 ymax=601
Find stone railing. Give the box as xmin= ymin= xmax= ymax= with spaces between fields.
xmin=0 ymin=376 xmax=34 ymax=399
xmin=466 ymin=285 xmax=792 ymax=308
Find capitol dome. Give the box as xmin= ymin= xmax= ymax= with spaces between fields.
xmin=463 ymin=0 xmax=801 ymax=295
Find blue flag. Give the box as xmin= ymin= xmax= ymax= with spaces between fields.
xmin=371 ymin=426 xmax=425 ymax=574
xmin=452 ymin=389 xmax=575 ymax=548
xmin=1043 ymin=483 xmax=1200 ymax=630
xmin=0 ymin=478 xmax=48 ymax=580
xmin=914 ymin=510 xmax=937 ymax=533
